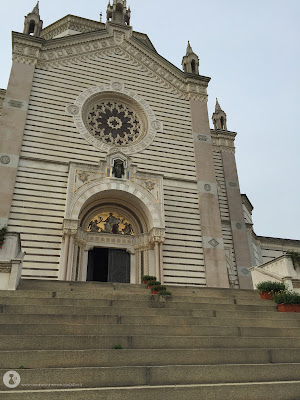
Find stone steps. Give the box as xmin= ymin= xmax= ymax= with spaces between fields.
xmin=2 ymin=323 xmax=300 ymax=337
xmin=0 ymin=313 xmax=299 ymax=327
xmin=0 ymin=280 xmax=299 ymax=398
xmin=1 ymin=363 xmax=299 ymax=390
xmin=1 ymin=304 xmax=290 ymax=318
xmin=17 ymin=279 xmax=261 ymax=298
xmin=1 ymin=334 xmax=300 ymax=351
xmin=0 ymin=296 xmax=276 ymax=309
xmin=2 ymin=348 xmax=299 ymax=369
xmin=2 ymin=381 xmax=300 ymax=400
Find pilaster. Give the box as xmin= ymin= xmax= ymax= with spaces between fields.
xmin=190 ymin=99 xmax=229 ymax=288
xmin=0 ymin=33 xmax=43 ymax=227
xmin=212 ymin=130 xmax=253 ymax=289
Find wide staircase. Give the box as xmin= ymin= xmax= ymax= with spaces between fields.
xmin=0 ymin=280 xmax=300 ymax=399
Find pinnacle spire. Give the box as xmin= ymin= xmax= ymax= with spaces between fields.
xmin=32 ymin=1 xmax=40 ymax=16
xmin=215 ymin=98 xmax=222 ymax=112
xmin=186 ymin=41 xmax=193 ymax=56
xmin=23 ymin=1 xmax=43 ymax=37
xmin=212 ymin=98 xmax=227 ymax=130
xmin=107 ymin=0 xmax=131 ymax=25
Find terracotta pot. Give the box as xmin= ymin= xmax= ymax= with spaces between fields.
xmin=151 ymin=290 xmax=159 ymax=294
xmin=148 ymin=285 xmax=153 ymax=289
xmin=142 ymin=281 xmax=148 ymax=284
xmin=259 ymin=292 xmax=273 ymax=300
xmin=277 ymin=304 xmax=300 ymax=313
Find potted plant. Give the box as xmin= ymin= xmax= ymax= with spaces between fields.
xmin=256 ymin=281 xmax=286 ymax=300
xmin=147 ymin=280 xmax=160 ymax=289
xmin=141 ymin=275 xmax=157 ymax=284
xmin=273 ymin=291 xmax=300 ymax=312
xmin=0 ymin=226 xmax=7 ymax=249
xmin=151 ymin=285 xmax=166 ymax=294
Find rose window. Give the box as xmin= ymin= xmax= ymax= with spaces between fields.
xmin=86 ymin=101 xmax=141 ymax=146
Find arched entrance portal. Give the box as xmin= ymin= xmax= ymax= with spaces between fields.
xmin=81 ymin=201 xmax=143 ymax=284
xmin=59 ymin=178 xmax=165 ymax=285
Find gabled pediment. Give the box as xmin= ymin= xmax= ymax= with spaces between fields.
xmin=40 ymin=15 xmax=106 ymax=40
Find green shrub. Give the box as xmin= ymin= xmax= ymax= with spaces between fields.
xmin=112 ymin=344 xmax=123 ymax=349
xmin=147 ymin=280 xmax=161 ymax=286
xmin=158 ymin=290 xmax=172 ymax=296
xmin=256 ymin=281 xmax=286 ymax=294
xmin=142 ymin=275 xmax=157 ymax=282
xmin=152 ymin=285 xmax=166 ymax=291
xmin=0 ymin=226 xmax=7 ymax=246
xmin=273 ymin=291 xmax=300 ymax=305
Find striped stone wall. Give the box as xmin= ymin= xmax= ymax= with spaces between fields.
xmin=7 ymin=46 xmax=205 ymax=283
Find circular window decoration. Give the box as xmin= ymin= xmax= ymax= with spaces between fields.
xmin=69 ymin=83 xmax=163 ymax=155
xmin=86 ymin=100 xmax=142 ymax=146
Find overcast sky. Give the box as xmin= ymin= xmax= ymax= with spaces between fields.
xmin=1 ymin=0 xmax=299 ymax=240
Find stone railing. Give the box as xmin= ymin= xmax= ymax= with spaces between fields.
xmin=250 ymin=255 xmax=300 ymax=293
xmin=0 ymin=233 xmax=24 ymax=290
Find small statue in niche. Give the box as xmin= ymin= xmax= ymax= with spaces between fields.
xmin=112 ymin=159 xmax=125 ymax=178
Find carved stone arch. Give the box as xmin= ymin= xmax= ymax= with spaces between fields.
xmin=68 ymin=178 xmax=164 ymax=230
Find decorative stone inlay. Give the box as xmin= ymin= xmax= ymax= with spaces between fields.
xmin=78 ymin=172 xmax=89 ymax=183
xmin=145 ymin=181 xmax=155 ymax=191
xmin=72 ymin=83 xmax=161 ymax=155
xmin=151 ymin=120 xmax=162 ymax=131
xmin=204 ymin=184 xmax=211 ymax=192
xmin=209 ymin=238 xmax=219 ymax=248
xmin=86 ymin=101 xmax=141 ymax=146
xmin=236 ymin=223 xmax=242 ymax=230
xmin=111 ymin=82 xmax=123 ymax=91
xmin=229 ymin=181 xmax=238 ymax=188
xmin=66 ymin=104 xmax=80 ymax=116
xmin=7 ymin=100 xmax=24 ymax=109
xmin=242 ymin=268 xmax=250 ymax=276
xmin=198 ymin=135 xmax=208 ymax=141
xmin=0 ymin=156 xmax=10 ymax=165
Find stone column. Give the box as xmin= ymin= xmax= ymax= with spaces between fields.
xmin=154 ymin=242 xmax=160 ymax=281
xmin=66 ymin=235 xmax=75 ymax=281
xmin=128 ymin=249 xmax=136 ymax=284
xmin=60 ymin=235 xmax=70 ymax=281
xmin=159 ymin=242 xmax=164 ymax=284
xmin=0 ymin=35 xmax=42 ymax=227
xmin=190 ymin=99 xmax=229 ymax=288
xmin=221 ymin=149 xmax=253 ymax=289
xmin=81 ymin=248 xmax=91 ymax=282
xmin=60 ymin=219 xmax=79 ymax=281
xmin=75 ymin=239 xmax=87 ymax=281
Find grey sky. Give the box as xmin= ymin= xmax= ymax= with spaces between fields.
xmin=1 ymin=0 xmax=299 ymax=239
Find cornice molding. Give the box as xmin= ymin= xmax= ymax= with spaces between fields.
xmin=211 ymin=130 xmax=236 ymax=153
xmin=12 ymin=34 xmax=43 ymax=65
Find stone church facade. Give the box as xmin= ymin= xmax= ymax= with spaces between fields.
xmin=0 ymin=1 xmax=299 ymax=290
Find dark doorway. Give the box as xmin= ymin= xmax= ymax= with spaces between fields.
xmin=87 ymin=248 xmax=130 ymax=283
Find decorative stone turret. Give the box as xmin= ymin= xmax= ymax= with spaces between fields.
xmin=212 ymin=98 xmax=227 ymax=130
xmin=23 ymin=2 xmax=43 ymax=37
xmin=182 ymin=41 xmax=199 ymax=75
xmin=107 ymin=0 xmax=131 ymax=25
